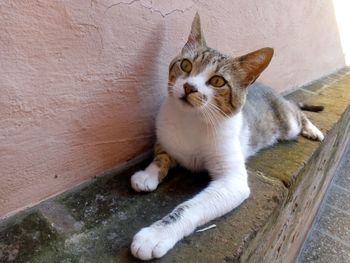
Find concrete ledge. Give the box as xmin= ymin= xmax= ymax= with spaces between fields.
xmin=244 ymin=105 xmax=350 ymax=263
xmin=0 ymin=67 xmax=349 ymax=262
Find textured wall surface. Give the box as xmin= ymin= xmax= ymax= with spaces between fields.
xmin=0 ymin=0 xmax=346 ymax=218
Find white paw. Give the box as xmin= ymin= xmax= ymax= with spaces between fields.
xmin=131 ymin=226 xmax=177 ymax=260
xmin=131 ymin=164 xmax=160 ymax=192
xmin=314 ymin=129 xmax=324 ymax=141
xmin=302 ymin=122 xmax=324 ymax=141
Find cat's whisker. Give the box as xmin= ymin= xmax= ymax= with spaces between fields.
xmin=206 ymin=107 xmax=221 ymax=135
xmin=206 ymin=101 xmax=230 ymax=119
xmin=201 ymin=106 xmax=219 ymax=149
xmin=199 ymin=108 xmax=213 ymax=144
xmin=208 ymin=101 xmax=230 ymax=118
xmin=201 ymin=109 xmax=216 ymax=147
xmin=205 ymin=103 xmax=225 ymax=119
xmin=206 ymin=105 xmax=224 ymax=123
xmin=204 ymin=102 xmax=225 ymax=128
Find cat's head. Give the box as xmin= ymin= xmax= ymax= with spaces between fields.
xmin=168 ymin=13 xmax=273 ymax=117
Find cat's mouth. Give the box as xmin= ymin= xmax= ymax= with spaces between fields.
xmin=179 ymin=94 xmax=207 ymax=108
xmin=179 ymin=95 xmax=192 ymax=106
xmin=179 ymin=95 xmax=187 ymax=100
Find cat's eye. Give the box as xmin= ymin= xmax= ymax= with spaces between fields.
xmin=180 ymin=59 xmax=192 ymax=73
xmin=208 ymin=76 xmax=226 ymax=87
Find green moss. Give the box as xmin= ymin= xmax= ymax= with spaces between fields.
xmin=0 ymin=211 xmax=60 ymax=262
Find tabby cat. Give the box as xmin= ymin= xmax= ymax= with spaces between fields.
xmin=129 ymin=13 xmax=324 ymax=260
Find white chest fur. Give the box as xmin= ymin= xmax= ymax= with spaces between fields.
xmin=156 ymin=98 xmax=247 ymax=172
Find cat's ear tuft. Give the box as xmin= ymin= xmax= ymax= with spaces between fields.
xmin=183 ymin=12 xmax=206 ymax=50
xmin=236 ymin=47 xmax=274 ymax=87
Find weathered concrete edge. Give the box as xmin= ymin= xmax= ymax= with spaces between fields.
xmin=242 ymin=105 xmax=350 ymax=263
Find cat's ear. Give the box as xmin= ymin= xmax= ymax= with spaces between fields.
xmin=235 ymin=47 xmax=274 ymax=87
xmin=183 ymin=12 xmax=206 ymax=51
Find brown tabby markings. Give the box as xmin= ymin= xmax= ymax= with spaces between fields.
xmin=153 ymin=144 xmax=175 ymax=182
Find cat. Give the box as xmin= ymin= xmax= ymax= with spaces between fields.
xmin=129 ymin=13 xmax=324 ymax=260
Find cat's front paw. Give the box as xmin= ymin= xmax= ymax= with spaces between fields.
xmin=131 ymin=225 xmax=177 ymax=260
xmin=131 ymin=164 xmax=160 ymax=192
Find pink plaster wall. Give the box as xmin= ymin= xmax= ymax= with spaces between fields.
xmin=0 ymin=0 xmax=345 ymax=218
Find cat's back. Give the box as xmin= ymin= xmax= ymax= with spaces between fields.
xmin=245 ymin=82 xmax=281 ymax=109
xmin=243 ymin=82 xmax=285 ymax=125
xmin=242 ymin=82 xmax=298 ymax=156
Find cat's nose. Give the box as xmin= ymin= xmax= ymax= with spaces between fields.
xmin=183 ymin=83 xmax=197 ymax=95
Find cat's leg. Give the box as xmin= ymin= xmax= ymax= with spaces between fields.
xmin=131 ymin=143 xmax=176 ymax=192
xmin=131 ymin=160 xmax=250 ymax=260
xmin=284 ymin=102 xmax=324 ymax=142
xmin=300 ymin=113 xmax=324 ymax=141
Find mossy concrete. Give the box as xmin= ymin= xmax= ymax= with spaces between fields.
xmin=0 ymin=166 xmax=286 ymax=263
xmin=0 ymin=67 xmax=349 ymax=263
xmin=0 ymin=212 xmax=64 ymax=262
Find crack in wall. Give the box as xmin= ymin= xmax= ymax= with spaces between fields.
xmin=105 ymin=0 xmax=197 ymax=18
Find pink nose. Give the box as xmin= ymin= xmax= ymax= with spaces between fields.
xmin=183 ymin=83 xmax=197 ymax=95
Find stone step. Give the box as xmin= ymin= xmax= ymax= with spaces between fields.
xmin=1 ymin=67 xmax=349 ymax=263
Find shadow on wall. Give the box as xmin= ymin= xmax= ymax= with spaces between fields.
xmin=71 ymin=23 xmax=166 ymax=175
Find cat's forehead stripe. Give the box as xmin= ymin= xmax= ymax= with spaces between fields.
xmin=188 ymin=50 xmax=226 ymax=75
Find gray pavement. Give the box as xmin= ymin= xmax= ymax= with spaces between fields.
xmin=297 ymin=140 xmax=350 ymax=262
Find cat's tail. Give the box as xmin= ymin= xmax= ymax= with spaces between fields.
xmin=297 ymin=102 xmax=324 ymax=112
